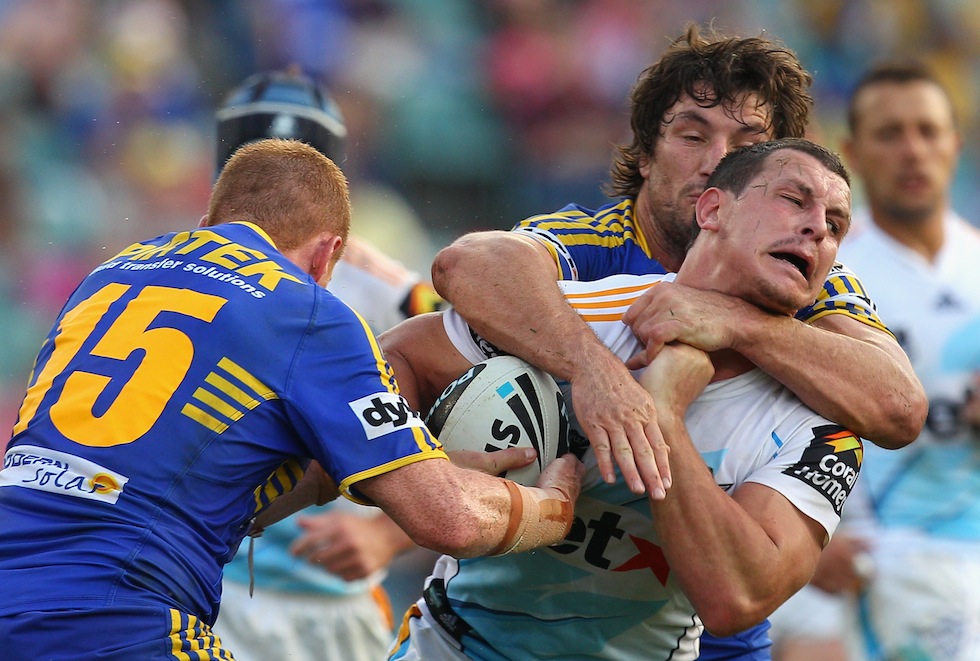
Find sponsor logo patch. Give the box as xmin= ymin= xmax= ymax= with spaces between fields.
xmin=782 ymin=425 xmax=862 ymax=516
xmin=349 ymin=391 xmax=426 ymax=440
xmin=1 ymin=445 xmax=129 ymax=503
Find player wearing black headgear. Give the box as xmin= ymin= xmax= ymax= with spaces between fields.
xmin=213 ymin=72 xmax=443 ymax=661
xmin=215 ymin=69 xmax=347 ymax=174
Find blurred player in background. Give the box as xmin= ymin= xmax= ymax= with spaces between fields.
xmin=212 ymin=70 xmax=442 ymax=661
xmin=770 ymin=60 xmax=980 ymax=661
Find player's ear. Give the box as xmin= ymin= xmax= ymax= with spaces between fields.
xmin=311 ymin=233 xmax=344 ymax=286
xmin=198 ymin=214 xmax=209 ymax=228
xmin=638 ymin=153 xmax=651 ymax=179
xmin=696 ymin=187 xmax=722 ymax=232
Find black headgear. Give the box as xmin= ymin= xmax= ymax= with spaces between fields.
xmin=215 ymin=70 xmax=347 ymax=174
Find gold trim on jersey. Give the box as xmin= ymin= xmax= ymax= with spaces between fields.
xmin=339 ymin=451 xmax=449 ymax=506
xmin=230 ymin=221 xmax=276 ymax=249
xmin=350 ymin=308 xmax=404 ymax=396
xmin=537 ymin=240 xmax=565 ymax=278
xmin=805 ymin=267 xmax=890 ymax=334
xmin=804 ymin=306 xmax=891 ymax=335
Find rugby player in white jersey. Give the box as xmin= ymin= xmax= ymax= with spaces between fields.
xmin=379 ymin=138 xmax=864 ymax=660
xmin=771 ymin=60 xmax=980 ymax=661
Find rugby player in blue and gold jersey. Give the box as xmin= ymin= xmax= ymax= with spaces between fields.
xmin=0 ymin=138 xmax=582 ymax=660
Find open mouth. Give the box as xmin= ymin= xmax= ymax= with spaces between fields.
xmin=771 ymin=252 xmax=810 ymax=280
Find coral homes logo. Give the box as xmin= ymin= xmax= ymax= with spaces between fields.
xmin=0 ymin=445 xmax=129 ymax=504
xmin=783 ymin=425 xmax=862 ymax=516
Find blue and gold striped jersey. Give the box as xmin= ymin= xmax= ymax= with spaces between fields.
xmin=0 ymin=222 xmax=445 ymax=625
xmin=514 ymin=198 xmax=889 ymax=331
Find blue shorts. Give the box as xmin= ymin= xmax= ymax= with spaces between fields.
xmin=700 ymin=621 xmax=773 ymax=661
xmin=0 ymin=604 xmax=234 ymax=660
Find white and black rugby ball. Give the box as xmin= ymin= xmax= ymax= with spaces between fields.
xmin=425 ymin=356 xmax=569 ymax=486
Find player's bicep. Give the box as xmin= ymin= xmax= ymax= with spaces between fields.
xmin=379 ymin=312 xmax=472 ymax=412
xmin=733 ymin=482 xmax=826 ymax=585
xmin=812 ymin=312 xmax=908 ymax=364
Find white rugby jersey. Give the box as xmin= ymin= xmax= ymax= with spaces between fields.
xmin=839 ymin=212 xmax=980 ymax=538
xmin=425 ymin=273 xmax=863 ymax=661
xmin=329 ymin=236 xmax=441 ymax=335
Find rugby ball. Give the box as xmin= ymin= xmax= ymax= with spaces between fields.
xmin=425 ymin=356 xmax=569 ymax=486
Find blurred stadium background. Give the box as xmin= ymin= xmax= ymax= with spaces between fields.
xmin=1 ymin=0 xmax=979 ymax=430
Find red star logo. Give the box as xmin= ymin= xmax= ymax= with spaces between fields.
xmin=612 ymin=535 xmax=670 ymax=586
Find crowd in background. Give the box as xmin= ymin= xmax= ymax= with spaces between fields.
xmin=1 ymin=0 xmax=979 ymax=431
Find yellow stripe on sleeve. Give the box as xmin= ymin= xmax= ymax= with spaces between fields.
xmin=537 ymin=239 xmax=564 ymax=277
xmin=190 ymin=387 xmax=240 ymax=419
xmin=217 ymin=357 xmax=274 ymax=399
xmin=412 ymin=423 xmax=441 ymax=452
xmin=339 ymin=450 xmax=449 ymax=505
xmin=180 ymin=403 xmax=229 ymax=434
xmin=204 ymin=372 xmax=259 ymax=407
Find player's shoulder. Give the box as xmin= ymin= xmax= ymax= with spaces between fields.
xmin=314 ymin=286 xmax=374 ymax=329
xmin=948 ymin=213 xmax=980 ymax=247
xmin=514 ymin=199 xmax=634 ymax=231
xmin=824 ymin=260 xmax=861 ymax=283
xmin=516 ymin=202 xmax=599 ymax=228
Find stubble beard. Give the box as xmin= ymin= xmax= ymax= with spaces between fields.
xmin=750 ymin=276 xmax=804 ymax=317
xmin=656 ymin=203 xmax=700 ymax=270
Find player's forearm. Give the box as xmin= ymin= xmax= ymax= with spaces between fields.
xmin=418 ymin=479 xmax=574 ymax=558
xmin=431 ymin=231 xmax=611 ymax=382
xmin=649 ymin=415 xmax=808 ymax=635
xmin=363 ymin=458 xmax=578 ymax=558
xmin=732 ymin=311 xmax=926 ymax=449
xmin=433 ymin=232 xmax=669 ymax=496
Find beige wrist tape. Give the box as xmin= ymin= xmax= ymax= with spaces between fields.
xmin=490 ymin=480 xmax=574 ymax=556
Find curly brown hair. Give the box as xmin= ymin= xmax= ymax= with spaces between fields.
xmin=608 ymin=23 xmax=813 ymax=198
